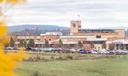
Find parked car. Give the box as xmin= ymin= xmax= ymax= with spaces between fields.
xmin=114 ymin=50 xmax=128 ymax=55
xmin=52 ymin=48 xmax=63 ymax=53
xmin=26 ymin=47 xmax=32 ymax=51
xmin=69 ymin=48 xmax=79 ymax=53
xmin=79 ymin=49 xmax=91 ymax=54
xmin=109 ymin=50 xmax=116 ymax=54
xmin=5 ymin=47 xmax=19 ymax=51
xmin=43 ymin=48 xmax=55 ymax=52
xmin=121 ymin=50 xmax=128 ymax=55
xmin=31 ymin=48 xmax=41 ymax=51
xmin=79 ymin=49 xmax=87 ymax=54
xmin=91 ymin=50 xmax=97 ymax=54
xmin=98 ymin=49 xmax=109 ymax=54
xmin=5 ymin=47 xmax=14 ymax=50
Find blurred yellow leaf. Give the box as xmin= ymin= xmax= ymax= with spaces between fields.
xmin=0 ymin=0 xmax=26 ymax=76
xmin=0 ymin=0 xmax=4 ymax=3
xmin=0 ymin=36 xmax=9 ymax=45
xmin=0 ymin=0 xmax=26 ymax=4
xmin=0 ymin=21 xmax=8 ymax=37
xmin=6 ymin=0 xmax=26 ymax=4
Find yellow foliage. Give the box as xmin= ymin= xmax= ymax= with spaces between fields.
xmin=0 ymin=22 xmax=26 ymax=76
xmin=6 ymin=0 xmax=26 ymax=4
xmin=0 ymin=50 xmax=25 ymax=76
xmin=0 ymin=22 xmax=8 ymax=37
xmin=0 ymin=23 xmax=26 ymax=75
xmin=0 ymin=49 xmax=26 ymax=76
xmin=0 ymin=15 xmax=26 ymax=76
xmin=0 ymin=0 xmax=4 ymax=3
xmin=0 ymin=36 xmax=10 ymax=45
xmin=0 ymin=0 xmax=25 ymax=4
xmin=0 ymin=0 xmax=26 ymax=76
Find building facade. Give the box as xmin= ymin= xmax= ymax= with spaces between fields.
xmin=69 ymin=20 xmax=125 ymax=50
xmin=13 ymin=20 xmax=125 ymax=50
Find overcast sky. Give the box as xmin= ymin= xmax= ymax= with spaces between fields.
xmin=4 ymin=0 xmax=128 ymax=28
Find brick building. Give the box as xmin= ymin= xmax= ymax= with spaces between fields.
xmin=13 ymin=20 xmax=125 ymax=50
xmin=69 ymin=20 xmax=125 ymax=50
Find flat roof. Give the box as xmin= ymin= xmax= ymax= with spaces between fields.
xmin=63 ymin=42 xmax=78 ymax=44
xmin=86 ymin=38 xmax=107 ymax=41
xmin=79 ymin=29 xmax=115 ymax=33
xmin=17 ymin=36 xmax=41 ymax=39
xmin=60 ymin=36 xmax=95 ymax=39
xmin=113 ymin=39 xmax=128 ymax=44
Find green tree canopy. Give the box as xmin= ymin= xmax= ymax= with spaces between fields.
xmin=44 ymin=39 xmax=49 ymax=48
xmin=9 ymin=37 xmax=15 ymax=47
xmin=28 ymin=39 xmax=35 ymax=47
xmin=59 ymin=39 xmax=63 ymax=47
xmin=78 ymin=41 xmax=83 ymax=48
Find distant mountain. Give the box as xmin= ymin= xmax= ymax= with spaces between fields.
xmin=8 ymin=25 xmax=69 ymax=32
xmin=8 ymin=25 xmax=70 ymax=36
xmin=8 ymin=25 xmax=128 ymax=36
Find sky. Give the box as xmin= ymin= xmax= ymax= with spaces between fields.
xmin=3 ymin=0 xmax=128 ymax=28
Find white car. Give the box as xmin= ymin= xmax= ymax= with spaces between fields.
xmin=91 ymin=50 xmax=97 ymax=54
xmin=5 ymin=47 xmax=14 ymax=50
xmin=115 ymin=50 xmax=128 ymax=54
xmin=98 ymin=49 xmax=109 ymax=54
xmin=70 ymin=48 xmax=78 ymax=53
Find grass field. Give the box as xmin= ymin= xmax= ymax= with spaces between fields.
xmin=17 ymin=55 xmax=128 ymax=76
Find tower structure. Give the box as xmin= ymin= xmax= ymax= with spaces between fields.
xmin=70 ymin=20 xmax=81 ymax=35
xmin=70 ymin=15 xmax=82 ymax=35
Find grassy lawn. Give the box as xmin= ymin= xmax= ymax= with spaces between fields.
xmin=17 ymin=57 xmax=128 ymax=76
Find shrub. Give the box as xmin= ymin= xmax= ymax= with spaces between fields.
xmin=41 ymin=57 xmax=50 ymax=62
xmin=50 ymin=56 xmax=54 ymax=60
xmin=56 ymin=56 xmax=66 ymax=60
xmin=66 ymin=55 xmax=73 ymax=60
xmin=31 ymin=71 xmax=41 ymax=76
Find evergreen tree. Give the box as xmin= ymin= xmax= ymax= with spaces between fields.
xmin=109 ymin=44 xmax=114 ymax=50
xmin=78 ymin=41 xmax=83 ymax=48
xmin=19 ymin=40 xmax=24 ymax=47
xmin=28 ymin=39 xmax=35 ymax=47
xmin=59 ymin=39 xmax=63 ymax=47
xmin=102 ymin=42 xmax=106 ymax=49
xmin=9 ymin=37 xmax=15 ymax=47
xmin=44 ymin=39 xmax=49 ymax=48
xmin=23 ymin=40 xmax=27 ymax=47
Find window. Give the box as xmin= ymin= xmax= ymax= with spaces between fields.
xmin=78 ymin=25 xmax=81 ymax=28
xmin=94 ymin=41 xmax=104 ymax=44
xmin=96 ymin=35 xmax=101 ymax=38
xmin=72 ymin=23 xmax=76 ymax=27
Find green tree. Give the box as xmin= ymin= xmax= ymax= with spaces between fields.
xmin=102 ymin=42 xmax=106 ymax=49
xmin=78 ymin=41 xmax=83 ymax=48
xmin=28 ymin=39 xmax=35 ymax=47
xmin=44 ymin=39 xmax=49 ymax=48
xmin=23 ymin=40 xmax=27 ymax=48
xmin=19 ymin=40 xmax=24 ymax=47
xmin=9 ymin=37 xmax=15 ymax=47
xmin=27 ymin=39 xmax=35 ymax=47
xmin=5 ymin=43 xmax=9 ymax=47
xmin=109 ymin=44 xmax=114 ymax=50
xmin=59 ymin=39 xmax=63 ymax=47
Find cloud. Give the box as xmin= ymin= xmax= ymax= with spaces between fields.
xmin=4 ymin=0 xmax=128 ymax=28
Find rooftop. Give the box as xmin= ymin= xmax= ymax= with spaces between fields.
xmin=40 ymin=32 xmax=63 ymax=36
xmin=79 ymin=29 xmax=115 ymax=33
